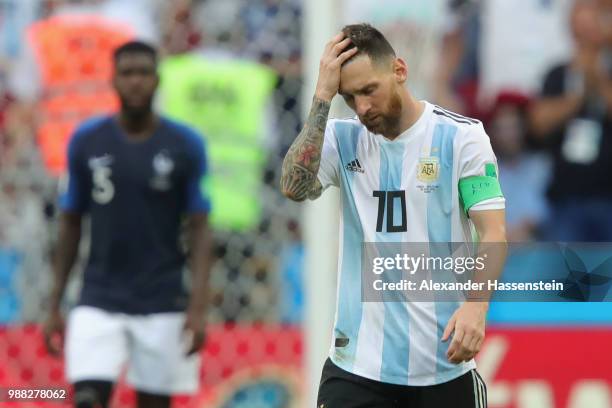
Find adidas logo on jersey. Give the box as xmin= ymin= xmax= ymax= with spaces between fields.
xmin=345 ymin=158 xmax=364 ymax=173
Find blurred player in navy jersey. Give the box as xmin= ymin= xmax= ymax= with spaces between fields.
xmin=43 ymin=41 xmax=212 ymax=408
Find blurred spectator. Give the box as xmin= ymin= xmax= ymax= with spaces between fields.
xmin=160 ymin=0 xmax=203 ymax=56
xmin=159 ymin=18 xmax=277 ymax=232
xmin=159 ymin=6 xmax=284 ymax=323
xmin=0 ymin=0 xmax=41 ymax=60
xmin=434 ymin=0 xmax=480 ymax=115
xmin=435 ymin=0 xmax=573 ymax=117
xmin=478 ymin=0 xmax=572 ymax=106
xmin=487 ymin=92 xmax=551 ymax=241
xmin=10 ymin=0 xmax=157 ymax=103
xmin=190 ymin=0 xmax=246 ymax=55
xmin=529 ymin=0 xmax=612 ymax=241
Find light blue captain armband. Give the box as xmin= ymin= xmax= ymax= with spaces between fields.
xmin=458 ymin=163 xmax=504 ymax=214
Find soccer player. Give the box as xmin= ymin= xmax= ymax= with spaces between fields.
xmin=280 ymin=24 xmax=506 ymax=407
xmin=43 ymin=41 xmax=212 ymax=408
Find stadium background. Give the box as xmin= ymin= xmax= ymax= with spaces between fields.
xmin=0 ymin=0 xmax=611 ymax=407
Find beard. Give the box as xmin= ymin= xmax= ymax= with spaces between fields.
xmin=121 ymin=103 xmax=154 ymax=121
xmin=361 ymin=88 xmax=403 ymax=137
xmin=119 ymin=94 xmax=154 ymax=117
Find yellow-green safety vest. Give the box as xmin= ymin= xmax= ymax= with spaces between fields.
xmin=159 ymin=54 xmax=276 ymax=231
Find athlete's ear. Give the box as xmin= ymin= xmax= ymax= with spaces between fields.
xmin=393 ymin=57 xmax=408 ymax=84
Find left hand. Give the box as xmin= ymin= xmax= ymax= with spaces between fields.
xmin=441 ymin=302 xmax=488 ymax=364
xmin=183 ymin=308 xmax=206 ymax=356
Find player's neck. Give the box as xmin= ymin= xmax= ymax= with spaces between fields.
xmin=117 ymin=110 xmax=158 ymax=141
xmin=384 ymin=94 xmax=424 ymax=140
xmin=402 ymin=95 xmax=424 ymax=131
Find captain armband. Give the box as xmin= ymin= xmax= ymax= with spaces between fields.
xmin=458 ymin=164 xmax=504 ymax=215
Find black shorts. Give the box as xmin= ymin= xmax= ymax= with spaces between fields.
xmin=317 ymin=358 xmax=487 ymax=408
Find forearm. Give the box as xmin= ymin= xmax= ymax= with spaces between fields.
xmin=187 ymin=216 xmax=212 ymax=314
xmin=529 ymin=94 xmax=583 ymax=138
xmin=49 ymin=214 xmax=81 ymax=311
xmin=280 ymin=96 xmax=331 ymax=201
xmin=468 ymin=241 xmax=507 ymax=304
xmin=469 ymin=213 xmax=507 ymax=302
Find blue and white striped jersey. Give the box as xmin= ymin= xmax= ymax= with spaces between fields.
xmin=317 ymin=101 xmax=505 ymax=386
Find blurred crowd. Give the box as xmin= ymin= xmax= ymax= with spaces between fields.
xmin=0 ymin=0 xmax=611 ymax=324
xmin=0 ymin=0 xmax=304 ymax=323
xmin=437 ymin=0 xmax=612 ymax=242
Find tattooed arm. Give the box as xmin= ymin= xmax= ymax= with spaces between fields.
xmin=280 ymin=97 xmax=330 ymax=201
xmin=280 ymin=32 xmax=357 ymax=202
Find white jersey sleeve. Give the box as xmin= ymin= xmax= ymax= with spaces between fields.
xmin=458 ymin=122 xmax=497 ymax=178
xmin=317 ymin=121 xmax=340 ymax=190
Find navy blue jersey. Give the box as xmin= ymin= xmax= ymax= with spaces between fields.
xmin=59 ymin=115 xmax=211 ymax=314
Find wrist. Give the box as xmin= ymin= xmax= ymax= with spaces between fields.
xmin=48 ymin=292 xmax=62 ymax=312
xmin=48 ymin=304 xmax=62 ymax=316
xmin=467 ymin=301 xmax=490 ymax=311
xmin=314 ymin=89 xmax=334 ymax=103
xmin=187 ymin=301 xmax=206 ymax=315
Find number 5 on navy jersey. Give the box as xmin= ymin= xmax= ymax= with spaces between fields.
xmin=92 ymin=166 xmax=114 ymax=204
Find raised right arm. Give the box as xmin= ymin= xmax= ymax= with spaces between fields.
xmin=280 ymin=32 xmax=357 ymax=202
xmin=280 ymin=97 xmax=331 ymax=201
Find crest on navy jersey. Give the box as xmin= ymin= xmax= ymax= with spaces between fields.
xmin=88 ymin=154 xmax=114 ymax=170
xmin=151 ymin=150 xmax=174 ymax=191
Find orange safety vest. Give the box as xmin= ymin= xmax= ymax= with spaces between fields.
xmin=27 ymin=15 xmax=133 ymax=175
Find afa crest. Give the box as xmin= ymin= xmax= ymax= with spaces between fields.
xmin=417 ymin=157 xmax=439 ymax=183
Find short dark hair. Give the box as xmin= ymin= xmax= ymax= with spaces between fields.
xmin=341 ymin=23 xmax=396 ymax=66
xmin=113 ymin=40 xmax=157 ymax=65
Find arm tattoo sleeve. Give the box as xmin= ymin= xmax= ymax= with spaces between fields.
xmin=280 ymin=97 xmax=330 ymax=201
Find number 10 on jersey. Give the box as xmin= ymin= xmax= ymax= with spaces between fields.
xmin=373 ymin=190 xmax=407 ymax=233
